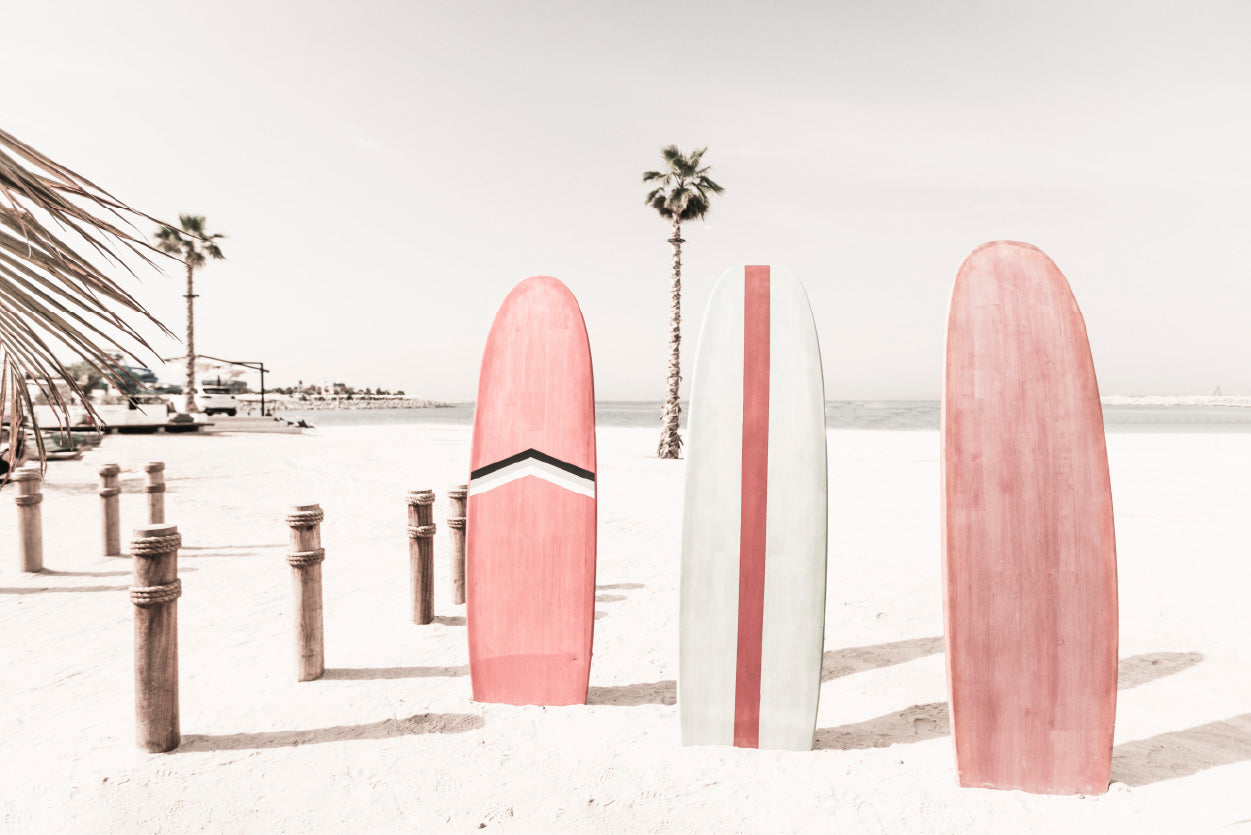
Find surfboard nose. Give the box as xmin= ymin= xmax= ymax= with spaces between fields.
xmin=507 ymin=275 xmax=579 ymax=304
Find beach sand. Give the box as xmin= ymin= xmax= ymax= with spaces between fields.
xmin=1 ymin=425 xmax=1249 ymax=833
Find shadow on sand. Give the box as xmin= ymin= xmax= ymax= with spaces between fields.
xmin=0 ymin=564 xmax=200 ymax=593
xmin=433 ymin=615 xmax=466 ymax=627
xmin=822 ymin=636 xmax=944 ymax=682
xmin=815 ymin=702 xmax=950 ymax=751
xmin=587 ymin=680 xmax=676 ymax=707
xmin=39 ymin=568 xmax=131 ymax=578
xmin=1 ymin=584 xmax=128 ymax=594
xmin=180 ymin=544 xmax=284 ymax=557
xmin=1112 ymin=713 xmax=1251 ymax=787
xmin=596 ymin=583 xmax=644 ymax=590
xmin=811 ymin=650 xmax=1206 ymax=752
xmin=1117 ymin=651 xmax=1204 ymax=690
xmin=176 ymin=712 xmax=484 ymax=753
xmin=322 ymin=665 xmax=468 ymax=680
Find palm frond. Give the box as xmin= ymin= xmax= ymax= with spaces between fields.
xmin=643 ymin=144 xmax=724 ymax=224
xmin=667 ymin=186 xmax=690 ymax=212
xmin=678 ymin=195 xmax=710 ymax=221
xmin=179 ymin=214 xmax=206 ymax=237
xmin=0 ymin=128 xmax=174 ymax=477
xmin=695 ymin=174 xmax=724 ymax=194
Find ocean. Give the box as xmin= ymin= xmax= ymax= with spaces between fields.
xmin=291 ymin=400 xmax=1251 ymax=433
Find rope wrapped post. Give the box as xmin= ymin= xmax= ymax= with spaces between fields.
xmin=144 ymin=462 xmax=166 ymax=524
xmin=406 ymin=490 xmax=436 ymax=624
xmin=447 ymin=484 xmax=467 ymax=605
xmin=130 ymin=523 xmax=182 ymax=753
xmin=13 ymin=467 xmax=44 ymax=573
xmin=286 ymin=504 xmax=326 ymax=682
xmin=99 ymin=463 xmax=122 ymax=557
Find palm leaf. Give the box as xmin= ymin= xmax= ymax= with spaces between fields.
xmin=0 ymin=128 xmax=175 ymax=479
xmin=642 ymin=144 xmax=723 ymax=224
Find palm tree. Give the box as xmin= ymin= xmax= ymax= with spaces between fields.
xmin=154 ymin=216 xmax=225 ymax=413
xmin=643 ymin=145 xmax=724 ymax=459
xmin=0 ymin=127 xmax=171 ymax=473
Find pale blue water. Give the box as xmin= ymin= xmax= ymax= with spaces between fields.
xmin=293 ymin=401 xmax=1251 ymax=433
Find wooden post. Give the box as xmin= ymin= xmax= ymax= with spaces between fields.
xmin=406 ymin=490 xmax=436 ymax=624
xmin=144 ymin=462 xmax=166 ymax=524
xmin=286 ymin=504 xmax=325 ymax=681
xmin=13 ymin=466 xmax=43 ymax=573
xmin=447 ymin=484 xmax=467 ymax=605
xmin=99 ymin=463 xmax=122 ymax=557
xmin=130 ymin=523 xmax=182 ymax=753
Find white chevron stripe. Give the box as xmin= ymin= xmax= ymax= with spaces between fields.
xmin=470 ymin=458 xmax=596 ymax=498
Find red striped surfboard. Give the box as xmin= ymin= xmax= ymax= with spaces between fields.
xmin=942 ymin=241 xmax=1118 ymax=795
xmin=680 ymin=265 xmax=828 ymax=750
xmin=467 ymin=276 xmax=597 ymax=706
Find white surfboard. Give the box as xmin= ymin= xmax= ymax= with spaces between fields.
xmin=679 ymin=265 xmax=828 ymax=750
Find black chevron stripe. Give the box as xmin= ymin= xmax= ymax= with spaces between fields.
xmin=470 ymin=448 xmax=595 ymax=482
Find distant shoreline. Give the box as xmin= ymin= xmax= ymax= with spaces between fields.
xmin=254 ymin=397 xmax=458 ymax=412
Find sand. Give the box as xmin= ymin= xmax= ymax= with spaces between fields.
xmin=1 ymin=424 xmax=1249 ymax=833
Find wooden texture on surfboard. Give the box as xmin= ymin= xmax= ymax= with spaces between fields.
xmin=942 ymin=240 xmax=1118 ymax=796
xmin=467 ymin=276 xmax=597 ymax=706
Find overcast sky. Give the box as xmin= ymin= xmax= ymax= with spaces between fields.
xmin=6 ymin=0 xmax=1250 ymax=399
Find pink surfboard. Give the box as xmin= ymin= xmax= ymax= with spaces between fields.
xmin=942 ymin=241 xmax=1118 ymax=795
xmin=467 ymin=276 xmax=596 ymax=706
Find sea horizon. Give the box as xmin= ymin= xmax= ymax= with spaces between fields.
xmin=268 ymin=398 xmax=1251 ymax=433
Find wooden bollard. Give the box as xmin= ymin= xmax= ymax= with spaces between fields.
xmin=13 ymin=467 xmax=44 ymax=573
xmin=406 ymin=490 xmax=436 ymax=624
xmin=447 ymin=484 xmax=467 ymax=605
xmin=286 ymin=504 xmax=325 ymax=682
xmin=130 ymin=523 xmax=182 ymax=753
xmin=144 ymin=462 xmax=166 ymax=524
xmin=99 ymin=463 xmax=122 ymax=557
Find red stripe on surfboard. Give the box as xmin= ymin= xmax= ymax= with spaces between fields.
xmin=734 ymin=265 xmax=770 ymax=748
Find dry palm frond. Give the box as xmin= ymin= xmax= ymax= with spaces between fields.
xmin=0 ymin=127 xmax=173 ymax=477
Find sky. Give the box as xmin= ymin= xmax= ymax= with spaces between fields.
xmin=5 ymin=0 xmax=1250 ymax=400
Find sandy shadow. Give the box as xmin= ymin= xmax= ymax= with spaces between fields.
xmin=175 ymin=712 xmax=484 ymax=752
xmin=594 ymin=610 xmax=608 ymax=620
xmin=587 ymin=680 xmax=676 ymax=706
xmin=177 ymin=550 xmax=264 ymax=559
xmin=809 ymin=652 xmax=1209 ymax=754
xmin=822 ymin=636 xmax=944 ymax=682
xmin=0 ymin=584 xmax=127 ymax=594
xmin=805 ymin=649 xmax=1211 ymax=757
xmin=433 ymin=615 xmax=466 ymax=627
xmin=595 ymin=594 xmax=627 ymax=603
xmin=39 ymin=569 xmax=131 ymax=578
xmin=322 ymin=665 xmax=467 ymax=680
xmin=596 ymin=583 xmax=644 ymax=590
xmin=1118 ymin=651 xmax=1204 ymax=690
xmin=815 ymin=702 xmax=950 ymax=751
xmin=1112 ymin=713 xmax=1251 ymax=786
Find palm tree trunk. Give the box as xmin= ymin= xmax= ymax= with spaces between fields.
xmin=183 ymin=262 xmax=197 ymax=413
xmin=658 ymin=216 xmax=684 ymax=458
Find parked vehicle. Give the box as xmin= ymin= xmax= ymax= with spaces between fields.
xmin=94 ymin=393 xmax=175 ymax=433
xmin=196 ymin=385 xmax=239 ymax=416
